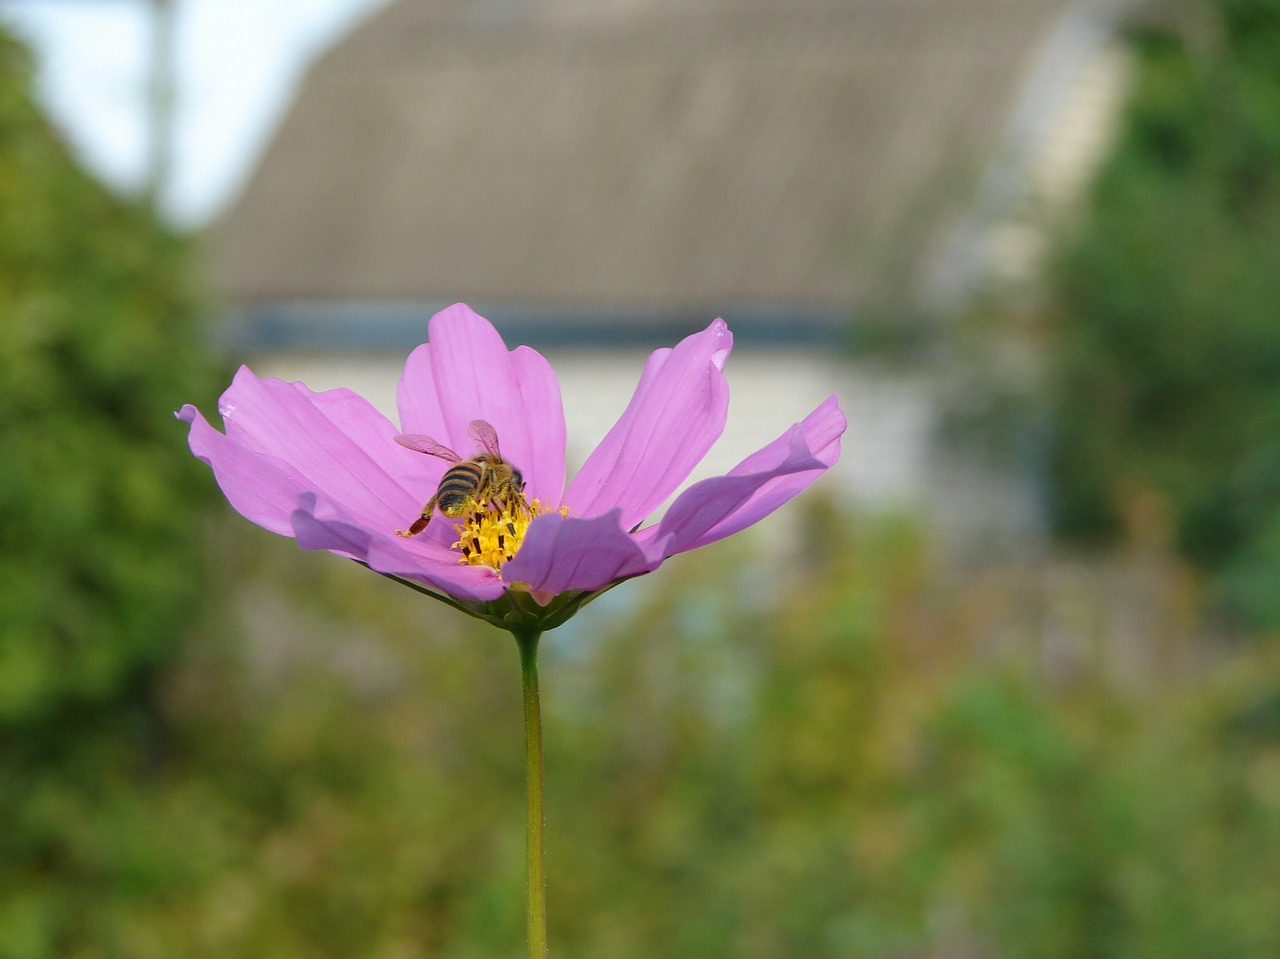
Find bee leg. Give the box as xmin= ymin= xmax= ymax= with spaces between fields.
xmin=396 ymin=497 xmax=437 ymax=537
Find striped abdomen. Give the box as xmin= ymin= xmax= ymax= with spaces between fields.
xmin=437 ymin=460 xmax=485 ymax=516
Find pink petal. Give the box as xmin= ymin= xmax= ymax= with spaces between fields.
xmin=395 ymin=304 xmax=566 ymax=506
xmin=207 ymin=366 xmax=424 ymax=531
xmin=502 ymin=510 xmax=659 ymax=601
xmin=178 ymin=403 xmax=307 ymax=535
xmin=291 ymin=492 xmax=506 ymax=601
xmin=289 ymin=492 xmax=375 ymax=560
xmin=638 ymin=395 xmax=845 ymax=555
xmin=564 ymin=319 xmax=732 ymax=528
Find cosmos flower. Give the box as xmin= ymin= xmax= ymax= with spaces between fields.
xmin=178 ymin=304 xmax=845 ymax=630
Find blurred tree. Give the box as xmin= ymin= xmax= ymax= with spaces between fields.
xmin=1048 ymin=0 xmax=1280 ymax=625
xmin=0 ymin=25 xmax=222 ymax=953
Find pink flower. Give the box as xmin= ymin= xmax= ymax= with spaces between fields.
xmin=178 ymin=304 xmax=845 ymax=629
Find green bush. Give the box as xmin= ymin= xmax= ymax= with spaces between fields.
xmin=0 ymin=29 xmax=219 ymax=724
xmin=1048 ymin=0 xmax=1280 ymax=625
xmin=0 ymin=26 xmax=222 ymax=951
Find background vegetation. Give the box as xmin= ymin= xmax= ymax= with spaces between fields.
xmin=1048 ymin=0 xmax=1280 ymax=626
xmin=0 ymin=27 xmax=225 ymax=956
xmin=8 ymin=507 xmax=1280 ymax=958
xmin=3 ymin=2 xmax=1280 ymax=956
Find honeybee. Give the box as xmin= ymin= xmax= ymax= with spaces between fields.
xmin=394 ymin=419 xmax=527 ymax=537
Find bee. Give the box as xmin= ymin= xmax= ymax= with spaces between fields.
xmin=394 ymin=419 xmax=526 ymax=537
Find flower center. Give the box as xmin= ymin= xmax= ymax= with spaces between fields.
xmin=453 ymin=497 xmax=561 ymax=571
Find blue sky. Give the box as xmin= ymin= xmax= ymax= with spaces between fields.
xmin=0 ymin=0 xmax=390 ymax=225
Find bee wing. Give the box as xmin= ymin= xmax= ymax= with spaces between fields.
xmin=467 ymin=419 xmax=503 ymax=458
xmin=395 ymin=433 xmax=462 ymax=461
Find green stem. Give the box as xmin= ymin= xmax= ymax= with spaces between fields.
xmin=515 ymin=629 xmax=548 ymax=959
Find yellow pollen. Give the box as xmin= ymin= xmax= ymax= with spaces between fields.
xmin=452 ymin=497 xmax=565 ymax=571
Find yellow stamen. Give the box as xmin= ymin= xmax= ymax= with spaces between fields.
xmin=452 ymin=497 xmax=564 ymax=571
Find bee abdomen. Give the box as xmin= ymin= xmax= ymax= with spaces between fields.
xmin=437 ymin=462 xmax=484 ymax=516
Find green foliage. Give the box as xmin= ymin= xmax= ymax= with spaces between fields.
xmin=1048 ymin=0 xmax=1280 ymax=624
xmin=0 ymin=29 xmax=218 ymax=723
xmin=0 ymin=25 xmax=223 ymax=950
xmin=7 ymin=512 xmax=1275 ymax=958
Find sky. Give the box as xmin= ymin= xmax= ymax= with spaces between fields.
xmin=0 ymin=0 xmax=390 ymax=226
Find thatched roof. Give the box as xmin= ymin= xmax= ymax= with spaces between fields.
xmin=211 ymin=0 xmax=1082 ymax=322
